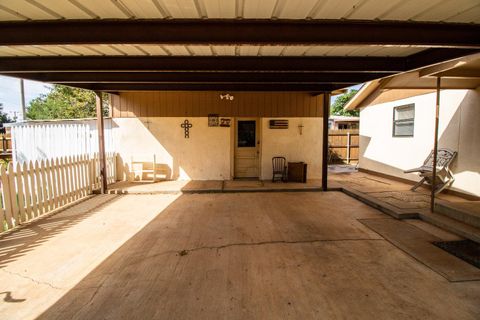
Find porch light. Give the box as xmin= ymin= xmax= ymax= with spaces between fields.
xmin=220 ymin=93 xmax=234 ymax=101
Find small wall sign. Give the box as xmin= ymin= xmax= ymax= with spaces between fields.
xmin=269 ymin=119 xmax=289 ymax=129
xmin=208 ymin=114 xmax=219 ymax=127
xmin=220 ymin=118 xmax=231 ymax=127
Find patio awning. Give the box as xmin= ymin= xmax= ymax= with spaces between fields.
xmin=0 ymin=0 xmax=479 ymax=93
xmin=344 ymin=53 xmax=480 ymax=110
xmin=342 ymin=53 xmax=480 ymax=211
xmin=1 ymin=0 xmax=479 ymax=194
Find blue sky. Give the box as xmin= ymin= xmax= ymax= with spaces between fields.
xmin=0 ymin=75 xmax=52 ymax=120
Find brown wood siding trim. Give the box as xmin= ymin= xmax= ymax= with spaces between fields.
xmin=111 ymin=91 xmax=324 ymax=118
xmin=359 ymin=89 xmax=436 ymax=109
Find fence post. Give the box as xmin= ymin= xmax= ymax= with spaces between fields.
xmin=28 ymin=161 xmax=38 ymax=218
xmin=7 ymin=163 xmax=19 ymax=225
xmin=1 ymin=165 xmax=14 ymax=228
xmin=22 ymin=162 xmax=33 ymax=221
xmin=346 ymin=132 xmax=351 ymax=164
xmin=15 ymin=162 xmax=26 ymax=222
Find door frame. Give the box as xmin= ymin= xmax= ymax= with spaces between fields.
xmin=231 ymin=117 xmax=262 ymax=179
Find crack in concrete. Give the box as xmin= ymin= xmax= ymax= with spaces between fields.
xmin=183 ymin=238 xmax=386 ymax=253
xmin=1 ymin=268 xmax=63 ymax=290
xmin=137 ymin=238 xmax=386 ymax=262
xmin=82 ymin=281 xmax=104 ymax=309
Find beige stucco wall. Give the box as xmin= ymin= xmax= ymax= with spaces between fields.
xmin=113 ymin=117 xmax=323 ymax=181
xmin=261 ymin=118 xmax=323 ymax=180
xmin=113 ymin=117 xmax=231 ymax=180
xmin=359 ymin=88 xmax=480 ymax=197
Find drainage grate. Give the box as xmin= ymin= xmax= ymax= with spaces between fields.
xmin=434 ymin=240 xmax=480 ymax=269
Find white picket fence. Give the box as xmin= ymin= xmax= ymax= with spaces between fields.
xmin=0 ymin=152 xmax=116 ymax=232
xmin=9 ymin=118 xmax=115 ymax=164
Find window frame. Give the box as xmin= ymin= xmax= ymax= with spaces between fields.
xmin=392 ymin=103 xmax=415 ymax=137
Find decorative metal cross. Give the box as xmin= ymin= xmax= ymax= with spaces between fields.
xmin=181 ymin=119 xmax=193 ymax=138
xmin=298 ymin=124 xmax=304 ymax=135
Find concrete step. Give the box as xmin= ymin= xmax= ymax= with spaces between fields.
xmin=420 ymin=212 xmax=480 ymax=244
xmin=435 ymin=201 xmax=480 ymax=229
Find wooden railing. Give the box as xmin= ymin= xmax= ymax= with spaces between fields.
xmin=0 ymin=152 xmax=116 ymax=232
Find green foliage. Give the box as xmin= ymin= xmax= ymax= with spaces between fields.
xmin=0 ymin=111 xmax=13 ymax=123
xmin=0 ymin=103 xmax=13 ymax=123
xmin=26 ymin=85 xmax=108 ymax=120
xmin=330 ymin=89 xmax=360 ymax=116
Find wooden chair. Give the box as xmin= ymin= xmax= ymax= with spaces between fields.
xmin=404 ymin=148 xmax=457 ymax=194
xmin=272 ymin=157 xmax=287 ymax=182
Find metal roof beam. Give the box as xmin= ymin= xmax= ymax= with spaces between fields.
xmin=0 ymin=56 xmax=405 ymax=73
xmin=70 ymin=83 xmax=347 ymax=92
xmin=5 ymin=71 xmax=391 ymax=84
xmin=0 ymin=19 xmax=478 ymax=48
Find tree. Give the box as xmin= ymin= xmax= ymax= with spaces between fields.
xmin=0 ymin=103 xmax=13 ymax=124
xmin=26 ymin=85 xmax=108 ymax=120
xmin=330 ymin=89 xmax=359 ymax=117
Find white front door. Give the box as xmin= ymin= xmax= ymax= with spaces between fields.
xmin=234 ymin=118 xmax=260 ymax=178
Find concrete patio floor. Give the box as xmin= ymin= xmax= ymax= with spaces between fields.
xmin=0 ymin=192 xmax=479 ymax=319
xmin=107 ymin=179 xmax=323 ymax=194
xmin=328 ymin=170 xmax=476 ymax=217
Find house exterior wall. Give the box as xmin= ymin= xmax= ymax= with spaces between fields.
xmin=111 ymin=91 xmax=325 ymax=181
xmin=113 ymin=117 xmax=231 ymax=180
xmin=261 ymin=118 xmax=323 ymax=180
xmin=359 ymin=88 xmax=480 ymax=197
xmin=111 ymin=91 xmax=322 ymax=118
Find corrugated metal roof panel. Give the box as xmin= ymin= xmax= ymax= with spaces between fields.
xmin=119 ymin=0 xmax=164 ymax=19
xmin=444 ymin=3 xmax=480 ymax=23
xmin=274 ymin=0 xmax=317 ymax=19
xmin=66 ymin=45 xmax=103 ymax=56
xmin=346 ymin=0 xmax=404 ymax=20
xmin=281 ymin=46 xmax=310 ymax=56
xmin=112 ymin=45 xmax=149 ymax=55
xmin=0 ymin=0 xmax=478 ymax=22
xmin=188 ymin=45 xmax=213 ymax=56
xmin=1 ymin=0 xmax=56 ymax=19
xmin=0 ymin=4 xmax=28 ymax=20
xmin=239 ymin=46 xmax=261 ymax=56
xmin=38 ymin=0 xmax=92 ymax=19
xmin=259 ymin=46 xmax=286 ymax=56
xmin=203 ymin=0 xmax=236 ymax=18
xmin=163 ymin=45 xmax=190 ymax=56
xmin=89 ymin=45 xmax=125 ymax=56
xmin=161 ymin=0 xmax=199 ymax=18
xmin=0 ymin=46 xmax=24 ymax=56
xmin=212 ymin=45 xmax=236 ymax=56
xmin=380 ymin=0 xmax=443 ymax=21
xmin=243 ymin=0 xmax=276 ymax=18
xmin=0 ymin=44 xmax=429 ymax=57
xmin=140 ymin=45 xmax=169 ymax=55
xmin=70 ymin=0 xmax=126 ymax=19
xmin=310 ymin=0 xmax=359 ymax=19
